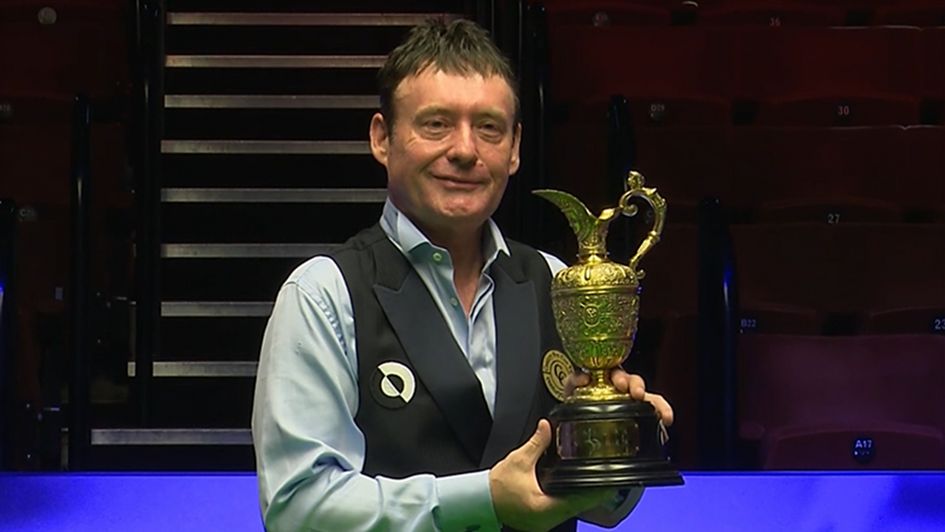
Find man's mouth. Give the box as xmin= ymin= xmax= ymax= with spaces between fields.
xmin=433 ymin=174 xmax=484 ymax=189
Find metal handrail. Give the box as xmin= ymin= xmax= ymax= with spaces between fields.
xmin=69 ymin=95 xmax=92 ymax=470
xmin=697 ymin=198 xmax=740 ymax=469
xmin=132 ymin=0 xmax=166 ymax=427
xmin=0 ymin=199 xmax=16 ymax=469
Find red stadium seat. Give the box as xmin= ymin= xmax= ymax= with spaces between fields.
xmin=548 ymin=26 xmax=731 ymax=125
xmin=633 ymin=126 xmax=734 ymax=221
xmin=902 ymin=126 xmax=945 ymax=221
xmin=653 ymin=312 xmax=699 ymax=468
xmin=737 ymin=303 xmax=824 ymax=335
xmin=731 ymin=223 xmax=945 ymax=316
xmin=638 ymin=223 xmax=699 ymax=317
xmin=699 ymin=1 xmax=846 ymax=27
xmin=919 ymin=28 xmax=945 ymax=124
xmin=729 ymin=126 xmax=907 ymax=220
xmin=762 ymin=423 xmax=945 ymax=470
xmin=754 ymin=198 xmax=903 ymax=224
xmin=738 ymin=334 xmax=945 ymax=469
xmin=0 ymin=93 xmax=128 ymax=208
xmin=547 ymin=26 xmax=731 ymax=201
xmin=0 ymin=1 xmax=128 ymax=98
xmin=542 ymin=0 xmax=673 ymax=27
xmin=876 ymin=1 xmax=945 ymax=26
xmin=728 ymin=27 xmax=922 ymax=125
xmin=863 ymin=307 xmax=945 ymax=335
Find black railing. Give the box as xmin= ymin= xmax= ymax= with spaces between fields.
xmin=697 ymin=198 xmax=739 ymax=469
xmin=0 ymin=198 xmax=16 ymax=470
xmin=132 ymin=0 xmax=165 ymax=427
xmin=69 ymin=95 xmax=93 ymax=470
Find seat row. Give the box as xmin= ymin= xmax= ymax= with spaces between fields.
xmin=0 ymin=2 xmax=128 ymax=99
xmin=549 ymin=26 xmax=944 ymax=126
xmin=550 ymin=125 xmax=945 ymax=224
xmin=627 ymin=222 xmax=945 ymax=337
xmin=646 ymin=318 xmax=945 ymax=469
xmin=540 ymin=0 xmax=945 ymax=27
xmin=736 ymin=333 xmax=945 ymax=469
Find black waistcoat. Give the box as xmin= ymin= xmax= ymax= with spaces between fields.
xmin=330 ymin=224 xmax=564 ymax=478
xmin=330 ymin=225 xmax=578 ymax=531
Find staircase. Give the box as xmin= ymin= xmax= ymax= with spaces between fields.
xmin=86 ymin=1 xmax=472 ymax=470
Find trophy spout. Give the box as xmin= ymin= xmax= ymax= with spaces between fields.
xmin=531 ymin=189 xmax=618 ymax=262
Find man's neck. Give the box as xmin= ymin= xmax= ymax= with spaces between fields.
xmin=423 ymin=223 xmax=486 ymax=316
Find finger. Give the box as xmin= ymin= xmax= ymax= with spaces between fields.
xmin=645 ymin=392 xmax=674 ymax=427
xmin=611 ymin=370 xmax=646 ymax=400
xmin=520 ymin=419 xmax=553 ymax=464
xmin=564 ymin=371 xmax=590 ymax=397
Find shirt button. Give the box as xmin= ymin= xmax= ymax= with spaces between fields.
xmin=449 ymin=297 xmax=459 ymax=307
xmin=431 ymin=251 xmax=444 ymax=263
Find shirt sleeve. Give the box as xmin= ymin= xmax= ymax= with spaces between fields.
xmin=251 ymin=257 xmax=500 ymax=531
xmin=538 ymin=250 xmax=568 ymax=276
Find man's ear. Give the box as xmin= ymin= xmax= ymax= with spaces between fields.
xmin=369 ymin=113 xmax=391 ymax=168
xmin=508 ymin=122 xmax=522 ymax=175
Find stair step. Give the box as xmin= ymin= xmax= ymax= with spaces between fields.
xmin=165 ymin=54 xmax=385 ymax=68
xmin=161 ymin=140 xmax=370 ymax=154
xmin=161 ymin=153 xmax=385 ymax=188
xmin=162 ymin=243 xmax=338 ymax=258
xmin=91 ymin=429 xmax=251 ymax=446
xmin=165 ymin=0 xmax=466 ymax=14
xmin=161 ymin=301 xmax=273 ymax=318
xmin=161 ymin=187 xmax=386 ymax=203
xmin=128 ymin=361 xmax=257 ymax=378
xmin=166 ymin=24 xmax=410 ymax=56
xmin=165 ymin=94 xmax=379 ymax=109
xmin=165 ymin=67 xmax=378 ymax=95
xmin=161 ymin=317 xmax=269 ymax=362
xmin=167 ymin=12 xmax=458 ymax=26
xmin=163 ymin=107 xmax=375 ymax=141
xmin=162 ymin=201 xmax=381 ymax=242
xmin=161 ymin=257 xmax=307 ymax=301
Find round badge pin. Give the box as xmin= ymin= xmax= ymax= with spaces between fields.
xmin=370 ymin=361 xmax=416 ymax=409
xmin=542 ymin=350 xmax=574 ymax=402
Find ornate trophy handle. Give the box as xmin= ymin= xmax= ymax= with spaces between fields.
xmin=617 ymin=171 xmax=666 ymax=277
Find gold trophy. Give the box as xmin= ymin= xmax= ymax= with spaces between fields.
xmin=534 ymin=171 xmax=682 ymax=492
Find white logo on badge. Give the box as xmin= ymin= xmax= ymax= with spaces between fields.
xmin=377 ymin=361 xmax=416 ymax=404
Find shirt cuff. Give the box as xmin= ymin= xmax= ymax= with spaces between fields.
xmin=579 ymin=486 xmax=645 ymax=527
xmin=434 ymin=470 xmax=500 ymax=531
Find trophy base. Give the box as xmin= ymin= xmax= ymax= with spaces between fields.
xmin=539 ymin=400 xmax=683 ymax=494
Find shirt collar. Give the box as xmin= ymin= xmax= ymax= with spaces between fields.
xmin=379 ymin=198 xmax=511 ymax=267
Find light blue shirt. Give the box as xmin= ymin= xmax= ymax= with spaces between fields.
xmin=252 ymin=200 xmax=637 ymax=531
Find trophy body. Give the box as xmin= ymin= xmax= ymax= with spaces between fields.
xmin=535 ymin=172 xmax=683 ymax=493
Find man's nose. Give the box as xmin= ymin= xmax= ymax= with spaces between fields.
xmin=446 ymin=123 xmax=477 ymax=167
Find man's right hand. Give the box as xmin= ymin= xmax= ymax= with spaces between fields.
xmin=488 ymin=420 xmax=615 ymax=531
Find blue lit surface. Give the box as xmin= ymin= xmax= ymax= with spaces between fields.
xmin=1 ymin=472 xmax=943 ymax=531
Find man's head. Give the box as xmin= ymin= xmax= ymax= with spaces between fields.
xmin=370 ymin=19 xmax=522 ymax=244
xmin=377 ymin=18 xmax=520 ymax=129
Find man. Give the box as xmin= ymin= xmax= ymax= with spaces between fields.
xmin=252 ymin=19 xmax=672 ymax=531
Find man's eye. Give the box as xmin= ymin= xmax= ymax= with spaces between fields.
xmin=424 ymin=120 xmax=447 ymax=130
xmin=479 ymin=122 xmax=504 ymax=138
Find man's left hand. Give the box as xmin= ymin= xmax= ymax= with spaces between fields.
xmin=564 ymin=369 xmax=674 ymax=427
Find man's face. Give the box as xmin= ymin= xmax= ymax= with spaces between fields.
xmin=369 ymin=68 xmax=521 ymax=240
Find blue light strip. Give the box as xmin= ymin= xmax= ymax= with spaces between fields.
xmin=0 ymin=472 xmax=943 ymax=531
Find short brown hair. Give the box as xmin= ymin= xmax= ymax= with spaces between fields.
xmin=377 ymin=18 xmax=520 ymax=127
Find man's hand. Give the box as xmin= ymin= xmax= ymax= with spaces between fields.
xmin=489 ymin=420 xmax=616 ymax=531
xmin=564 ymin=369 xmax=674 ymax=426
